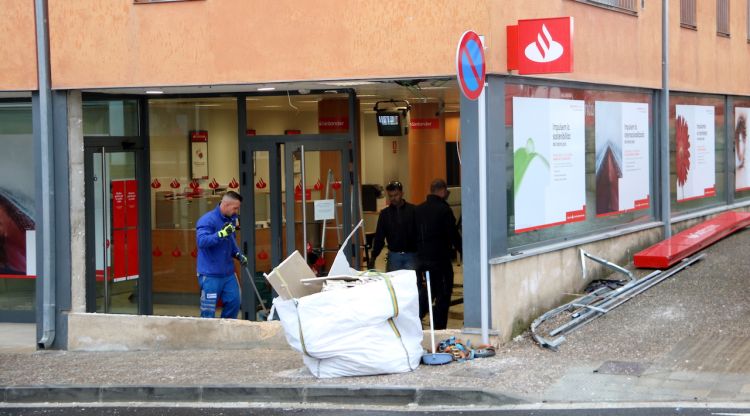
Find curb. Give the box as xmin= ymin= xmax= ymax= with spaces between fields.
xmin=0 ymin=385 xmax=524 ymax=407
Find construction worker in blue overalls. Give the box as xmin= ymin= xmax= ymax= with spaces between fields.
xmin=195 ymin=190 xmax=248 ymax=318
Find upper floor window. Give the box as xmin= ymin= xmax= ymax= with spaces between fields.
xmin=573 ymin=0 xmax=638 ymax=15
xmin=717 ymin=0 xmax=730 ymax=37
xmin=681 ymin=0 xmax=697 ymax=29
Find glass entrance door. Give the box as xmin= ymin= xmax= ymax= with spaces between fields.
xmin=85 ymin=148 xmax=140 ymax=314
xmin=241 ymin=138 xmax=357 ymax=319
xmin=283 ymin=142 xmax=355 ymax=274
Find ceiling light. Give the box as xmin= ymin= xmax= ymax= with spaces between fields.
xmin=262 ymin=105 xmax=281 ymax=108
xmin=356 ymin=94 xmax=376 ymax=97
xmin=257 ymin=87 xmax=276 ymax=92
xmin=145 ymin=90 xmax=164 ymax=95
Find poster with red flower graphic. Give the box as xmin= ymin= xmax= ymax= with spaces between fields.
xmin=675 ymin=105 xmax=715 ymax=202
xmin=734 ymin=107 xmax=750 ymax=191
xmin=190 ymin=130 xmax=209 ymax=180
xmin=594 ymin=101 xmax=650 ymax=216
xmin=513 ymin=97 xmax=586 ymax=233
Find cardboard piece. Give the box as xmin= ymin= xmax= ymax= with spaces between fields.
xmin=265 ymin=220 xmax=364 ymax=299
xmin=264 ymin=251 xmax=319 ymax=300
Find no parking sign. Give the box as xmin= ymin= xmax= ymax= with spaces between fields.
xmin=456 ymin=31 xmax=486 ymax=101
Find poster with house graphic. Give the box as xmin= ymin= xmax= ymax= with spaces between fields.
xmin=594 ymin=101 xmax=650 ymax=216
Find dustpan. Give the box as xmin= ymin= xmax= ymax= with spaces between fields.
xmin=421 ymin=271 xmax=453 ymax=365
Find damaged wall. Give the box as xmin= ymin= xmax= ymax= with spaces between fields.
xmin=493 ymin=225 xmax=664 ymax=341
xmin=491 ymin=206 xmax=750 ymax=342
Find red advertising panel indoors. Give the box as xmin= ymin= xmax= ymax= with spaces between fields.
xmin=111 ymin=179 xmax=139 ymax=281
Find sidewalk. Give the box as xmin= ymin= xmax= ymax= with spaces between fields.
xmin=2 ymin=229 xmax=750 ymax=407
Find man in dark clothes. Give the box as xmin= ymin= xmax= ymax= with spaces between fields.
xmin=368 ymin=181 xmax=419 ymax=272
xmin=416 ymin=179 xmax=462 ymax=330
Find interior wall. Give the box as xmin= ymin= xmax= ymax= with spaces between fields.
xmin=361 ymin=111 xmax=410 ymax=207
xmin=408 ymin=103 xmax=446 ymax=203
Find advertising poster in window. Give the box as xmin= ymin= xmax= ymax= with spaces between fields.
xmin=675 ymin=105 xmax=715 ymax=202
xmin=190 ymin=130 xmax=209 ymax=180
xmin=0 ymin=134 xmax=35 ymax=278
xmin=734 ymin=107 xmax=750 ymax=191
xmin=513 ymin=97 xmax=585 ymax=233
xmin=594 ymin=101 xmax=650 ymax=216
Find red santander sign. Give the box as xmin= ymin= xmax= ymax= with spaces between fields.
xmin=510 ymin=16 xmax=573 ymax=75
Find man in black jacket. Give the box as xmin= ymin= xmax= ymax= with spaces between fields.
xmin=368 ymin=181 xmax=419 ymax=272
xmin=416 ymin=179 xmax=462 ymax=330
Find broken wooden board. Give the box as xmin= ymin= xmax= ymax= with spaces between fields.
xmin=264 ymin=250 xmax=319 ymax=300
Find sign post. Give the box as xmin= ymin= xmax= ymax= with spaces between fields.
xmin=456 ymin=31 xmax=489 ymax=344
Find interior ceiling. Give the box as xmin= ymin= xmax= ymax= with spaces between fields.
xmin=90 ymin=78 xmax=461 ymax=113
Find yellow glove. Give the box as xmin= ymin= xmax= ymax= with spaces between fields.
xmin=217 ymin=222 xmax=235 ymax=238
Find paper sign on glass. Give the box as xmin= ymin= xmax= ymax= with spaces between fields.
xmin=314 ymin=199 xmax=335 ymax=221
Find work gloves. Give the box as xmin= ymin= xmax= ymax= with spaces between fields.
xmin=234 ymin=252 xmax=248 ymax=266
xmin=217 ymin=222 xmax=235 ymax=238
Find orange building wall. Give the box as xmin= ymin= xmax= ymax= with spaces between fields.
xmin=669 ymin=0 xmax=750 ymax=94
xmin=47 ymin=0 xmax=488 ymax=89
xmin=0 ymin=0 xmax=38 ymax=91
xmin=44 ymin=0 xmax=750 ymax=96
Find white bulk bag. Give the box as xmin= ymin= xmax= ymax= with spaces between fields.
xmin=273 ymin=269 xmax=423 ymax=378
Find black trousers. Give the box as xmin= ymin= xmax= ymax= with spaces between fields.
xmin=418 ymin=258 xmax=454 ymax=330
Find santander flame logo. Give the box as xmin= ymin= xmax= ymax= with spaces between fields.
xmin=255 ymin=177 xmax=267 ymax=189
xmin=208 ymin=178 xmax=220 ymax=189
xmin=524 ymin=24 xmax=564 ymax=63
xmin=228 ymin=178 xmax=239 ymax=189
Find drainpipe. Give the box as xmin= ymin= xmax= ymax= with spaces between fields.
xmin=660 ymin=0 xmax=671 ymax=239
xmin=34 ymin=0 xmax=56 ymax=349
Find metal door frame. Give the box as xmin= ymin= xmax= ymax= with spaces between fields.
xmin=83 ymin=138 xmax=151 ymax=314
xmin=282 ymin=138 xmax=354 ymax=260
xmin=239 ymin=135 xmax=355 ymax=319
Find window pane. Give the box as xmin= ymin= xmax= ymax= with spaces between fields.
xmin=681 ymin=0 xmax=697 ymax=28
xmin=83 ymin=99 xmax=139 ymax=136
xmin=506 ymin=84 xmax=654 ymax=250
xmin=717 ymin=0 xmax=730 ymax=36
xmin=0 ymin=101 xmax=35 ymax=311
xmin=148 ymin=97 xmax=238 ymax=317
xmin=575 ymin=0 xmax=638 ymax=14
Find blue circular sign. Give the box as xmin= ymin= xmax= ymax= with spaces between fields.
xmin=456 ymin=31 xmax=486 ymax=101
